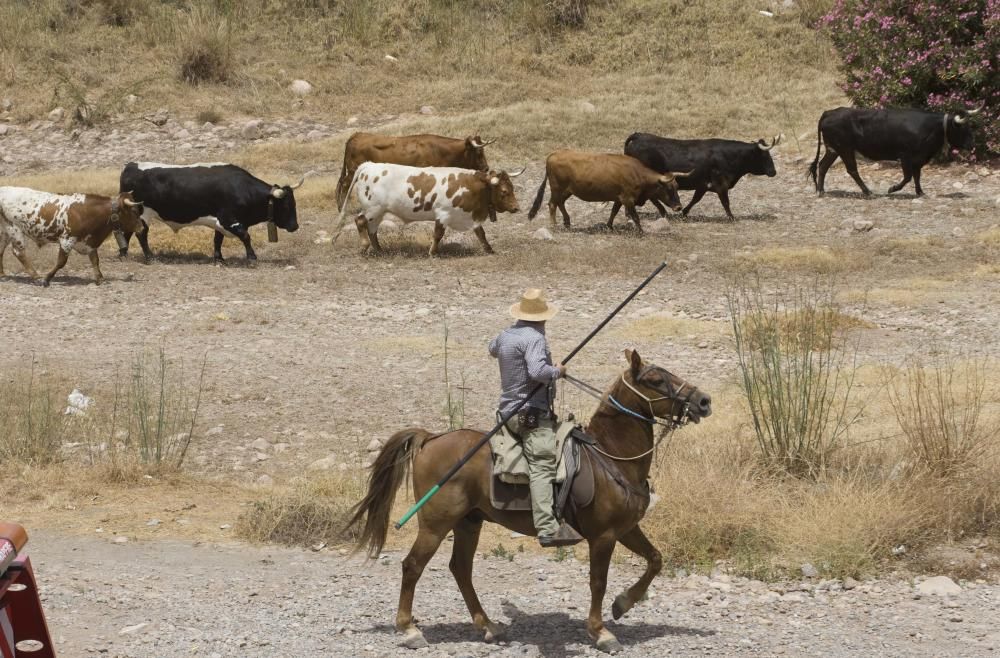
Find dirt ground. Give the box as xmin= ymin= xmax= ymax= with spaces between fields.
xmin=2 ymin=117 xmax=1000 ymax=655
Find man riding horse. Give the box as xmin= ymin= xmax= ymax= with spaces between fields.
xmin=489 ymin=288 xmax=583 ymax=548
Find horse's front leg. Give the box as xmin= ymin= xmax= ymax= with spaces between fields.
xmin=612 ymin=525 xmax=662 ymax=619
xmin=587 ymin=535 xmax=622 ymax=653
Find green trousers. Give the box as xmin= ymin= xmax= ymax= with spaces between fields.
xmin=512 ymin=414 xmax=559 ymax=537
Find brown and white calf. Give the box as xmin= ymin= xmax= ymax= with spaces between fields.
xmin=337 ymin=163 xmax=523 ymax=256
xmin=0 ymin=187 xmax=144 ymax=286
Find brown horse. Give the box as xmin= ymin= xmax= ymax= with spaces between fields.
xmin=344 ymin=349 xmax=712 ymax=653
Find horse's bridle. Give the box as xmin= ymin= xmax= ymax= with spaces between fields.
xmin=611 ymin=365 xmax=697 ymax=429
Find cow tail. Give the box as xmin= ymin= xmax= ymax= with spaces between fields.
xmin=527 ymin=168 xmax=549 ymax=221
xmin=335 ymin=149 xmax=353 ymax=211
xmin=808 ymin=115 xmax=824 ymax=188
xmin=331 ymin=167 xmax=364 ymax=246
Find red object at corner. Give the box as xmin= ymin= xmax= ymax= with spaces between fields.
xmin=0 ymin=523 xmax=56 ymax=658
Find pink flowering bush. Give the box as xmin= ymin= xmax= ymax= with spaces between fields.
xmin=821 ymin=0 xmax=999 ymax=156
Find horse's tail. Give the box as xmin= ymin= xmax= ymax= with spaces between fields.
xmin=808 ymin=114 xmax=824 ymax=189
xmin=343 ymin=428 xmax=424 ymax=558
xmin=527 ymin=167 xmax=549 ymax=221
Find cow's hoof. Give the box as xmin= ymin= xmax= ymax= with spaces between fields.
xmin=42 ymin=280 xmax=51 ymax=288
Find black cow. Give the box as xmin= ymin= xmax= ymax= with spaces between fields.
xmin=808 ymin=107 xmax=981 ymax=197
xmin=623 ymin=132 xmax=780 ymax=220
xmin=118 ymin=162 xmax=303 ymax=262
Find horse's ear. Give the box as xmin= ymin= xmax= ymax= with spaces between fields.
xmin=624 ymin=348 xmax=642 ymax=377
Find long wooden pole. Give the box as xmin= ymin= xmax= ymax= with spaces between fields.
xmin=394 ymin=261 xmax=669 ymax=529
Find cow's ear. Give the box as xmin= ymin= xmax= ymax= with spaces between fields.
xmin=625 ymin=348 xmax=642 ymax=377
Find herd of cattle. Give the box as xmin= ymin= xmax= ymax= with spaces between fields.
xmin=0 ymin=105 xmax=985 ymax=285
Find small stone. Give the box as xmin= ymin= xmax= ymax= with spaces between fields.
xmin=414 ymin=308 xmax=431 ymax=317
xmin=174 ymin=128 xmax=191 ymax=140
xmin=953 ymin=181 xmax=964 ymax=189
xmin=801 ymin=563 xmax=819 ymax=578
xmin=113 ymin=536 xmax=129 ymax=544
xmin=853 ymin=220 xmax=874 ymax=232
xmin=916 ymin=575 xmax=961 ymax=596
xmin=842 ymin=577 xmax=859 ymax=590
xmin=145 ymin=518 xmax=161 ymax=527
xmin=241 ymin=120 xmax=262 ymax=140
xmin=250 ymin=438 xmax=271 ymax=451
xmin=125 ymin=94 xmax=138 ymax=106
xmin=366 ymin=438 xmax=382 ymax=452
xmin=289 ymin=79 xmax=313 ymax=96
xmin=419 ymin=105 xmax=435 ymax=115
xmin=384 ymin=54 xmax=398 ymax=62
xmin=254 ymin=452 xmax=270 ymax=462
xmin=580 ymin=101 xmax=596 ymax=113
xmin=1 ymin=98 xmax=12 ymax=111
xmin=308 ymin=455 xmax=338 ymax=471
xmin=219 ymin=524 xmax=232 ymax=530
xmin=256 ymin=474 xmax=274 ymax=487
xmin=119 ymin=622 xmax=148 ymax=635
xmin=0 ymin=124 xmax=12 ymax=136
xmin=696 ymin=341 xmax=709 ymax=349
xmin=206 ymin=425 xmax=224 ymax=436
xmin=532 ymin=228 xmax=554 ymax=241
xmin=48 ymin=107 xmax=65 ymax=122
xmin=952 ymin=227 xmax=965 ymax=238
xmin=306 ymin=129 xmax=324 ymax=141
xmin=347 ymin=116 xmax=359 ymax=125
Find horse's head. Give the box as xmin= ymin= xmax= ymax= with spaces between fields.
xmin=619 ymin=349 xmax=712 ymax=425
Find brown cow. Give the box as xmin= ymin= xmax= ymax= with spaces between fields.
xmin=527 ymin=150 xmax=687 ymax=232
xmin=335 ymin=133 xmax=493 ymax=210
xmin=0 ymin=187 xmax=144 ymax=286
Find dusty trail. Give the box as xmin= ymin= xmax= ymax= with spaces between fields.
xmin=30 ymin=530 xmax=1000 ymax=657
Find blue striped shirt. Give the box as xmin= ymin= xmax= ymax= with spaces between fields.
xmin=489 ymin=320 xmax=561 ymax=415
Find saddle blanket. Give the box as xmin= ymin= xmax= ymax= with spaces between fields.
xmin=490 ymin=420 xmax=575 ymax=484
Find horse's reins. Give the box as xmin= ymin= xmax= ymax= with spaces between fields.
xmin=562 ymin=368 xmax=694 ymax=462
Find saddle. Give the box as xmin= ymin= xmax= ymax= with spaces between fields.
xmin=488 ymin=423 xmax=597 ymax=519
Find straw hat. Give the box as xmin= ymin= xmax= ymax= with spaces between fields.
xmin=510 ymin=288 xmax=559 ymax=322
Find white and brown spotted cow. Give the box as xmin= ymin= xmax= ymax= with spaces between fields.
xmin=338 ymin=163 xmax=523 ymax=256
xmin=0 ymin=186 xmax=144 ymax=286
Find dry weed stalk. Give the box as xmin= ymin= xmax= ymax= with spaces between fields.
xmin=728 ymin=276 xmax=864 ymax=478
xmin=885 ymin=356 xmax=999 ymax=476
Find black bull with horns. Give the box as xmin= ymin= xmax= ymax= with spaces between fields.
xmin=623 ymin=132 xmax=781 ymax=220
xmin=118 ymin=162 xmax=304 ymax=262
xmin=808 ymin=106 xmax=982 ymax=197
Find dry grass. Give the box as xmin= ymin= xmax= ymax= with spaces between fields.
xmin=644 ymin=374 xmax=1000 ymax=578
xmin=739 ymin=246 xmax=861 ymax=274
xmin=612 ymin=314 xmax=726 ymax=341
xmin=235 ymin=472 xmax=366 ymax=547
xmin=0 ymin=0 xmax=841 ymax=159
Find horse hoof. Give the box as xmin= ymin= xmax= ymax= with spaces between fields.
xmin=612 ymin=593 xmax=634 ymax=620
xmin=400 ymin=628 xmax=428 ymax=649
xmin=483 ymin=622 xmax=505 ymax=643
xmin=596 ymin=633 xmax=623 ymax=654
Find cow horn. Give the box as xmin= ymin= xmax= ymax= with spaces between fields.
xmin=289 ymin=176 xmax=305 ymax=190
xmin=967 ymin=105 xmax=984 ymax=116
xmin=758 ymin=135 xmax=781 ymax=151
xmin=471 ymin=137 xmax=496 ymax=148
xmin=508 ymin=166 xmax=526 ymax=178
xmin=271 ymin=186 xmax=286 ymax=199
xmin=954 ymin=113 xmax=966 ymax=124
xmin=671 ymin=169 xmax=695 ymax=179
xmin=122 ymin=198 xmax=139 ymax=207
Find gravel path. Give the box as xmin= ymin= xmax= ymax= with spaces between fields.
xmin=29 ymin=531 xmax=1000 ymax=657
